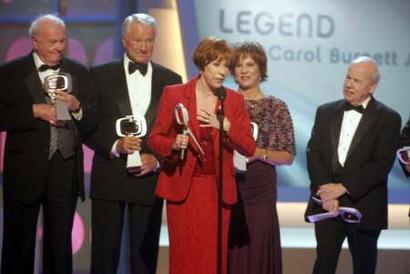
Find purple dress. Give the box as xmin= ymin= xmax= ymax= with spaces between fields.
xmin=228 ymin=96 xmax=295 ymax=274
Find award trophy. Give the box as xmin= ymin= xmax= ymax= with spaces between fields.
xmin=397 ymin=146 xmax=410 ymax=165
xmin=116 ymin=115 xmax=147 ymax=174
xmin=43 ymin=73 xmax=72 ymax=121
xmin=174 ymin=103 xmax=204 ymax=160
xmin=233 ymin=122 xmax=258 ymax=172
xmin=307 ymin=196 xmax=362 ymax=223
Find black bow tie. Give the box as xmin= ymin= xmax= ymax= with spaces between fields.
xmin=343 ymin=102 xmax=365 ymax=114
xmin=128 ymin=62 xmax=148 ymax=76
xmin=39 ymin=64 xmax=60 ymax=72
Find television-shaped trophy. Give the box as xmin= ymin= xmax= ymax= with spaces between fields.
xmin=116 ymin=115 xmax=147 ymax=174
xmin=174 ymin=103 xmax=204 ymax=160
xmin=43 ymin=73 xmax=72 ymax=121
xmin=397 ymin=146 xmax=410 ymax=165
xmin=233 ymin=122 xmax=258 ymax=172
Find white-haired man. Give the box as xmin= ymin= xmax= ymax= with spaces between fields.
xmin=0 ymin=14 xmax=94 ymax=273
xmin=305 ymin=56 xmax=401 ymax=274
xmin=86 ymin=13 xmax=182 ymax=274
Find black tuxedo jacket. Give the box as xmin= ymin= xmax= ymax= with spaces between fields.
xmin=305 ymin=97 xmax=401 ymax=230
xmin=0 ymin=53 xmax=94 ymax=203
xmin=86 ymin=60 xmax=182 ymax=205
xmin=399 ymin=116 xmax=410 ymax=177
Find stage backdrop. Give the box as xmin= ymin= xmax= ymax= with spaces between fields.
xmin=180 ymin=0 xmax=410 ymax=202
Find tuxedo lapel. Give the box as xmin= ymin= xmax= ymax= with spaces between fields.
xmin=345 ymin=98 xmax=376 ymax=160
xmin=25 ymin=70 xmax=46 ymax=104
xmin=114 ymin=62 xmax=132 ymax=117
xmin=330 ymin=102 xmax=344 ymax=155
xmin=145 ymin=64 xmax=161 ymax=129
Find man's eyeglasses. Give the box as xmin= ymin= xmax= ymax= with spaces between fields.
xmin=307 ymin=196 xmax=362 ymax=224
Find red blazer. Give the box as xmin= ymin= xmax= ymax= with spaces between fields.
xmin=148 ymin=77 xmax=256 ymax=204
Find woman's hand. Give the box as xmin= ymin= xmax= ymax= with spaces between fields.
xmin=172 ymin=134 xmax=190 ymax=150
xmin=197 ymin=108 xmax=230 ymax=132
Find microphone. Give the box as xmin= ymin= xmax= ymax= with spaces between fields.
xmin=218 ymin=86 xmax=226 ymax=101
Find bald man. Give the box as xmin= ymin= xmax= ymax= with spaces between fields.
xmin=0 ymin=14 xmax=94 ymax=274
xmin=304 ymin=56 xmax=401 ymax=274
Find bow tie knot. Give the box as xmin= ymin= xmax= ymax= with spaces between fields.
xmin=39 ymin=64 xmax=60 ymax=72
xmin=343 ymin=102 xmax=365 ymax=114
xmin=128 ymin=62 xmax=148 ymax=76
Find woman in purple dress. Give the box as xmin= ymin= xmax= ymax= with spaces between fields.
xmin=228 ymin=42 xmax=296 ymax=274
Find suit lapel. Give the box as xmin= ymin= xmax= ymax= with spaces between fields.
xmin=185 ymin=78 xmax=200 ymax=139
xmin=180 ymin=77 xmax=203 ymax=156
xmin=114 ymin=61 xmax=132 ymax=117
xmin=345 ymin=98 xmax=377 ymax=160
xmin=24 ymin=56 xmax=46 ymax=104
xmin=145 ymin=63 xmax=161 ymax=129
xmin=330 ymin=101 xmax=344 ymax=155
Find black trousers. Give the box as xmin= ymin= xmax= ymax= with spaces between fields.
xmin=1 ymin=152 xmax=78 ymax=274
xmin=90 ymin=197 xmax=163 ymax=274
xmin=313 ymin=218 xmax=381 ymax=274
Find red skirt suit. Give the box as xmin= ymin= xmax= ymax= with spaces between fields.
xmin=148 ymin=77 xmax=256 ymax=274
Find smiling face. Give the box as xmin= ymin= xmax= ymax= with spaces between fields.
xmin=122 ymin=22 xmax=155 ymax=64
xmin=234 ymin=54 xmax=261 ymax=91
xmin=201 ymin=57 xmax=230 ymax=90
xmin=32 ymin=20 xmax=66 ymax=65
xmin=343 ymin=61 xmax=378 ymax=105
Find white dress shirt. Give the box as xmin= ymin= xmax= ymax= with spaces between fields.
xmin=337 ymin=97 xmax=371 ymax=166
xmin=111 ymin=55 xmax=153 ymax=157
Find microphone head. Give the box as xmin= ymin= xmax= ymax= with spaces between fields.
xmin=218 ymin=86 xmax=226 ymax=101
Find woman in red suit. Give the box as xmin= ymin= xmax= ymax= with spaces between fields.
xmin=148 ymin=37 xmax=256 ymax=274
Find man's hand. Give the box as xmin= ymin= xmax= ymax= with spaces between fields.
xmin=134 ymin=154 xmax=159 ymax=177
xmin=54 ymin=90 xmax=81 ymax=112
xmin=33 ymin=104 xmax=56 ymax=125
xmin=116 ymin=136 xmax=141 ymax=154
xmin=322 ymin=199 xmax=339 ymax=215
xmin=317 ymin=183 xmax=347 ymax=201
xmin=405 ymin=164 xmax=410 ymax=173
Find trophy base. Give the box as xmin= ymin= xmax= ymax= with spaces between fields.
xmin=127 ymin=166 xmax=142 ymax=175
xmin=126 ymin=151 xmax=142 ymax=175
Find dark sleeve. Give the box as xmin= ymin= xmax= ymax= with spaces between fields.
xmin=0 ymin=64 xmax=37 ymax=132
xmin=72 ymin=66 xmax=98 ymax=140
xmin=306 ymin=106 xmax=331 ymax=192
xmin=83 ymin=67 xmax=119 ymax=159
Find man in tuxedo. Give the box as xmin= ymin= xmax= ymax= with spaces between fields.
xmin=86 ymin=13 xmax=182 ymax=274
xmin=0 ymin=14 xmax=94 ymax=273
xmin=304 ymin=56 xmax=401 ymax=274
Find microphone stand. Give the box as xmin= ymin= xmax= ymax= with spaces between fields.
xmin=217 ymin=87 xmax=226 ymax=274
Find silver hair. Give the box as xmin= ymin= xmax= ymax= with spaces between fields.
xmin=351 ymin=56 xmax=381 ymax=84
xmin=121 ymin=13 xmax=157 ymax=37
xmin=29 ymin=14 xmax=65 ymax=37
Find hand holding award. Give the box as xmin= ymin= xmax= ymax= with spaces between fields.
xmin=43 ymin=73 xmax=72 ymax=121
xmin=174 ymin=103 xmax=204 ymax=160
xmin=116 ymin=115 xmax=147 ymax=174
